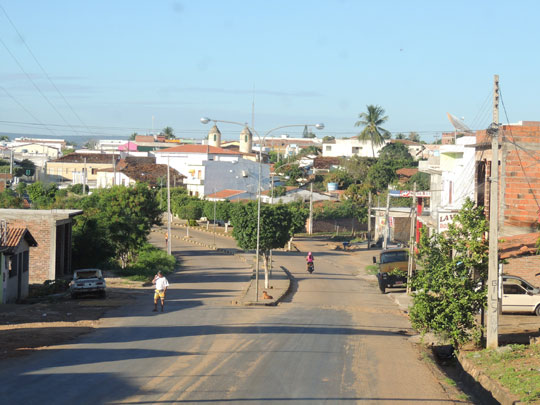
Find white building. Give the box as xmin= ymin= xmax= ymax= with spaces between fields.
xmin=418 ymin=135 xmax=477 ymax=232
xmin=153 ymin=144 xmax=269 ymax=198
xmin=322 ymin=138 xmax=387 ymax=158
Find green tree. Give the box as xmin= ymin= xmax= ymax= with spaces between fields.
xmin=26 ymin=182 xmax=58 ymax=208
xmin=179 ymin=200 xmax=203 ymax=225
xmin=410 ymin=198 xmax=488 ymax=348
xmin=230 ymin=202 xmax=293 ymax=284
xmin=272 ymin=185 xmax=287 ymax=198
xmin=366 ymin=161 xmax=396 ymax=191
xmin=408 ymin=131 xmax=421 ymax=142
xmin=378 ymin=142 xmax=415 ymax=169
xmin=404 ymin=172 xmax=430 ymax=191
xmin=0 ymin=189 xmax=24 ymax=208
xmin=322 ymin=135 xmax=335 ymax=142
xmin=161 ymin=126 xmax=176 ymax=140
xmin=288 ymin=201 xmax=309 ymax=236
xmin=355 ymin=105 xmax=390 ymax=157
xmin=129 ymin=132 xmax=138 ymax=141
xmin=324 ymin=169 xmax=354 ymax=190
xmin=14 ymin=159 xmax=35 ymax=177
xmin=395 ymin=133 xmax=406 ymax=140
xmin=0 ymin=135 xmax=9 ymax=141
xmin=340 ymin=156 xmax=374 ymax=184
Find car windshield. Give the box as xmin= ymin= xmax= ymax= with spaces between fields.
xmin=380 ymin=251 xmax=408 ymax=264
xmin=74 ymin=270 xmax=101 ymax=279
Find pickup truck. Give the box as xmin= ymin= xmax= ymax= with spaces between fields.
xmin=373 ymin=248 xmax=413 ymax=294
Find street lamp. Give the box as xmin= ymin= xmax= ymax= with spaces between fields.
xmin=201 ymin=117 xmax=324 ymax=300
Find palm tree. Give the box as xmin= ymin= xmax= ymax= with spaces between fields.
xmin=354 ymin=105 xmax=390 ymax=157
xmin=161 ymin=126 xmax=176 ymax=139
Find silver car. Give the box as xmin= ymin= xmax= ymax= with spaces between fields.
xmin=70 ymin=269 xmax=106 ymax=299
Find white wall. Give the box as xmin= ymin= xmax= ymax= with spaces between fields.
xmin=322 ymin=138 xmax=387 ymax=158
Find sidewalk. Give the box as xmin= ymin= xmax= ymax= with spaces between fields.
xmin=232 ymin=266 xmax=291 ymax=306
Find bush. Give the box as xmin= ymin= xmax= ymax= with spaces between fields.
xmin=122 ymin=244 xmax=176 ymax=281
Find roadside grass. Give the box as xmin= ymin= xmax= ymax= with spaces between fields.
xmin=365 ymin=264 xmax=379 ymax=275
xmin=465 ymin=344 xmax=540 ymax=403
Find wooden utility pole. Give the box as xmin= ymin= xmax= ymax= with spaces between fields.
xmin=383 ymin=191 xmax=390 ymax=250
xmin=487 ymin=74 xmax=500 ymax=349
xmin=367 ymin=192 xmax=372 ymax=249
xmin=407 ymin=183 xmax=417 ymax=294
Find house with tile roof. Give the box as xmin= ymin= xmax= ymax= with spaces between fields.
xmin=96 ymin=159 xmax=185 ymax=188
xmin=0 ymin=226 xmax=37 ymax=303
xmin=205 ymin=189 xmax=251 ymax=201
xmin=154 ymin=145 xmax=269 ymax=198
xmin=46 ymin=152 xmax=119 ymax=184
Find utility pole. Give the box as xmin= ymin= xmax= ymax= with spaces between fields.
xmin=367 ymin=192 xmax=372 ymax=249
xmin=383 ymin=191 xmax=390 ymax=250
xmin=407 ymin=183 xmax=417 ymax=294
xmin=112 ymin=154 xmax=116 ymax=186
xmin=487 ymin=74 xmax=500 ymax=348
xmin=167 ymin=156 xmax=172 ymax=256
xmin=83 ymin=157 xmax=87 ymax=194
xmin=308 ymin=182 xmax=313 ymax=235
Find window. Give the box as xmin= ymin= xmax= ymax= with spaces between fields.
xmin=92 ymin=168 xmax=98 ymax=175
xmin=213 ymin=134 xmax=217 ymax=141
xmin=325 ymin=145 xmax=332 ymax=151
xmin=352 ymin=147 xmax=361 ymax=154
xmin=244 ymin=135 xmax=248 ymax=142
xmin=503 ymin=284 xmax=527 ymax=295
xmin=9 ymin=255 xmax=17 ymax=278
xmin=23 ymin=251 xmax=29 ymax=272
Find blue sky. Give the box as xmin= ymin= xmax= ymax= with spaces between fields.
xmin=0 ymin=0 xmax=539 ymax=142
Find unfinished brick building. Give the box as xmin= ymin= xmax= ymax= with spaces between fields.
xmin=475 ymin=121 xmax=540 ymax=285
xmin=0 ymin=209 xmax=82 ymax=284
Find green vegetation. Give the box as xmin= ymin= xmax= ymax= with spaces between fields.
xmin=365 ymin=264 xmax=378 ymax=275
xmin=410 ymin=198 xmax=488 ymax=348
xmin=355 ymin=104 xmax=390 ymax=157
xmin=466 ymin=345 xmax=540 ymax=403
xmin=121 ymin=244 xmax=176 ymax=281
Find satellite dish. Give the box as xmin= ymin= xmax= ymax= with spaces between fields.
xmin=447 ymin=113 xmax=473 ymax=133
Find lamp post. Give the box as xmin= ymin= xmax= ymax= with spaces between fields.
xmin=201 ymin=117 xmax=324 ymax=300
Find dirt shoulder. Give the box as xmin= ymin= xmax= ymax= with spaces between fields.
xmin=0 ymin=273 xmax=148 ymax=361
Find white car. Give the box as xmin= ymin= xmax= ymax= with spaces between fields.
xmin=70 ymin=269 xmax=106 ymax=299
xmin=502 ymin=281 xmax=540 ymax=316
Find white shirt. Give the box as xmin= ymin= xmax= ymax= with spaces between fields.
xmin=155 ymin=277 xmax=169 ymax=291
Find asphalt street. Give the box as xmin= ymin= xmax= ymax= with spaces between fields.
xmin=0 ymin=228 xmax=464 ymax=404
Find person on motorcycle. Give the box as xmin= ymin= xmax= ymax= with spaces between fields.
xmin=306 ymin=252 xmax=314 ymax=272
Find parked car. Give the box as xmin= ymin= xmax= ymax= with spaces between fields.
xmin=70 ymin=269 xmax=106 ymax=299
xmin=502 ymin=279 xmax=540 ymax=316
xmin=502 ymin=275 xmax=540 ymax=294
xmin=373 ymin=248 xmax=413 ymax=294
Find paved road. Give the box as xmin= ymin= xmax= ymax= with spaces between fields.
xmin=0 ymin=231 xmax=465 ymax=404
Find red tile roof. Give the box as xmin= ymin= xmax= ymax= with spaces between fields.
xmin=396 ymin=168 xmax=418 ymax=177
xmin=499 ymin=232 xmax=540 ymax=259
xmin=155 ymin=144 xmax=241 ymax=155
xmin=52 ymin=153 xmax=119 ymax=164
xmin=3 ymin=227 xmax=37 ymax=253
xmin=206 ymin=189 xmax=246 ymax=199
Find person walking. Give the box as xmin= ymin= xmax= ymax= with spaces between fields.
xmin=152 ymin=271 xmax=169 ymax=312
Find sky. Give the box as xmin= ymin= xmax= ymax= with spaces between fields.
xmin=1 ymin=0 xmax=539 ymax=143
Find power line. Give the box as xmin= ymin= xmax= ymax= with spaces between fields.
xmin=499 ymin=89 xmax=540 ymax=214
xmin=0 ymin=33 xmax=81 ymax=136
xmin=0 ymin=86 xmax=57 ymax=136
xmin=0 ymin=4 xmax=96 ymax=137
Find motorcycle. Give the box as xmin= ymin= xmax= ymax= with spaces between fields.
xmin=307 ymin=262 xmax=314 ymax=274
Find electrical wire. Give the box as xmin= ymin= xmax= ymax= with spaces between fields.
xmin=0 ymin=34 xmax=80 ymax=136
xmin=499 ymin=89 xmax=540 ymax=215
xmin=0 ymin=4 xmax=96 ymax=137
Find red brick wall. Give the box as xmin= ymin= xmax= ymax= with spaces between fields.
xmin=503 ymin=255 xmax=540 ymax=287
xmin=501 ymin=125 xmax=540 ymax=233
xmin=7 ymin=218 xmax=52 ymax=284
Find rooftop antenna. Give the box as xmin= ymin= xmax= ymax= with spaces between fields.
xmin=447 ymin=112 xmax=473 ymax=143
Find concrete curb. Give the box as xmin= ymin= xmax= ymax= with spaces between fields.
xmin=456 ymin=352 xmax=519 ymax=405
xmin=232 ymin=266 xmax=292 ymax=307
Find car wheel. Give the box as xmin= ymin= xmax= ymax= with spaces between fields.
xmin=535 ymin=305 xmax=540 ymax=317
xmin=379 ymin=283 xmax=386 ymax=294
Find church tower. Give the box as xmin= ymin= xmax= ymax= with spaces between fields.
xmin=208 ymin=125 xmax=221 ymax=147
xmin=239 ymin=126 xmax=253 ymax=154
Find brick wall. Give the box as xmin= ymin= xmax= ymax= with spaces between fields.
xmin=6 ymin=218 xmax=52 ymax=284
xmin=503 ymin=255 xmax=540 ymax=287
xmin=477 ymin=124 xmax=540 ymax=236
